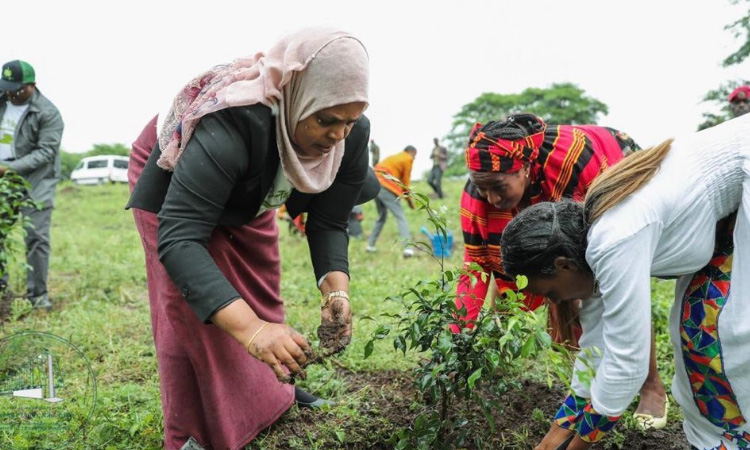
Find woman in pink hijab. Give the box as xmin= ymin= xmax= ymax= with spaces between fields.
xmin=126 ymin=28 xmax=374 ymax=450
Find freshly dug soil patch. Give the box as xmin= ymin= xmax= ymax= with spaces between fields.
xmin=252 ymin=368 xmax=689 ymax=449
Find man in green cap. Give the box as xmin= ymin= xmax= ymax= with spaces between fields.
xmin=0 ymin=59 xmax=64 ymax=309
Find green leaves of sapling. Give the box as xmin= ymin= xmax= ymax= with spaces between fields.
xmin=360 ymin=188 xmax=574 ymax=449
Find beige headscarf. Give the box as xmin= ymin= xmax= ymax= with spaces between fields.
xmin=156 ymin=28 xmax=369 ymax=193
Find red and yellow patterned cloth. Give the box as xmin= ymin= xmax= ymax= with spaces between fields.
xmin=465 ymin=120 xmax=546 ymax=173
xmin=456 ymin=124 xmax=635 ymax=323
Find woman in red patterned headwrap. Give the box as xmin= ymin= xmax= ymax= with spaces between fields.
xmin=456 ymin=113 xmax=668 ymax=428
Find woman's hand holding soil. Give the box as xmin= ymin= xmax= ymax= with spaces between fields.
xmin=210 ymin=299 xmax=311 ymax=382
xmin=247 ymin=322 xmax=313 ymax=382
xmin=317 ymin=272 xmax=353 ymax=353
xmin=318 ymin=297 xmax=352 ymax=353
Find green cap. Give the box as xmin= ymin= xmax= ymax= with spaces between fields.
xmin=0 ymin=60 xmax=35 ymax=91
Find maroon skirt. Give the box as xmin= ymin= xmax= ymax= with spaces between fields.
xmin=129 ymin=116 xmax=293 ymax=450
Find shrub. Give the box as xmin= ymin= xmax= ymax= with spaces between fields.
xmin=0 ymin=172 xmax=40 ymax=286
xmin=363 ymin=190 xmax=571 ymax=450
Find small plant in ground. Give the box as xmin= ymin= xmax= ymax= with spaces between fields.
xmin=0 ymin=172 xmax=40 ymax=297
xmin=363 ymin=189 xmax=572 ymax=450
xmin=8 ymin=298 xmax=32 ymax=322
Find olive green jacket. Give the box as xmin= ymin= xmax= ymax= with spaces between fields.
xmin=0 ymin=89 xmax=64 ymax=207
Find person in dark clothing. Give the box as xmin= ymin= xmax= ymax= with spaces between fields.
xmin=427 ymin=137 xmax=448 ymax=198
xmin=348 ymin=205 xmax=365 ymax=239
xmin=126 ymin=28 xmax=376 ymax=450
xmin=369 ymin=138 xmax=380 ymax=166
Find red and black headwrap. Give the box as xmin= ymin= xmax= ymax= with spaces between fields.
xmin=464 ymin=114 xmax=547 ymax=173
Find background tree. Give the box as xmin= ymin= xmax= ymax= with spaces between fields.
xmin=722 ymin=0 xmax=750 ymax=67
xmin=698 ymin=0 xmax=750 ymax=130
xmin=60 ymin=151 xmax=83 ymax=179
xmin=441 ymin=83 xmax=608 ymax=177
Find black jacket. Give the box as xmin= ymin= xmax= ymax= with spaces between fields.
xmin=127 ymin=104 xmax=377 ymax=322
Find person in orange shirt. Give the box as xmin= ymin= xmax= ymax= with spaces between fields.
xmin=367 ymin=145 xmax=417 ymax=258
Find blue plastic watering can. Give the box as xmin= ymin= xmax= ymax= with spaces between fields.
xmin=420 ymin=226 xmax=454 ymax=258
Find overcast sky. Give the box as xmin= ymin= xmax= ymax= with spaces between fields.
xmin=4 ymin=0 xmax=749 ymax=177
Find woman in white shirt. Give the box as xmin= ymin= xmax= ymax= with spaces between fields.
xmin=499 ymin=113 xmax=750 ymax=450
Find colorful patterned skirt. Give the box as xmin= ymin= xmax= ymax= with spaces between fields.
xmin=672 ymin=202 xmax=750 ymax=449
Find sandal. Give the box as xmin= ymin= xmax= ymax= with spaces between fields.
xmin=633 ymin=396 xmax=669 ymax=430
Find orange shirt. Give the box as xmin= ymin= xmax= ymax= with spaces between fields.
xmin=374 ymin=151 xmax=414 ymax=196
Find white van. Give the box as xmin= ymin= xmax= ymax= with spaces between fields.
xmin=70 ymin=155 xmax=129 ymax=185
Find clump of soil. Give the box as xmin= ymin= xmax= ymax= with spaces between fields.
xmin=316 ymin=311 xmax=351 ymax=354
xmin=252 ymin=368 xmax=689 ymax=449
xmin=315 ymin=323 xmax=350 ymax=354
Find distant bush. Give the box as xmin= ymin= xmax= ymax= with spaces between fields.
xmin=60 ymin=151 xmax=83 ymax=179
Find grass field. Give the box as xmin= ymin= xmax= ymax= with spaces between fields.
xmin=0 ymin=177 xmax=679 ymax=449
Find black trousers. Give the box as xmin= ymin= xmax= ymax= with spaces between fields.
xmin=427 ymin=165 xmax=444 ymax=198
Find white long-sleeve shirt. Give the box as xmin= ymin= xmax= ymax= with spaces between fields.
xmin=572 ymin=113 xmax=750 ymax=417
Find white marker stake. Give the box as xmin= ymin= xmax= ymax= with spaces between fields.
xmin=45 ymin=353 xmax=63 ymax=403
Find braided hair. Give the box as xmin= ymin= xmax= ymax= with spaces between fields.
xmin=501 ymin=138 xmax=675 ymax=279
xmin=472 ymin=113 xmax=546 ymax=142
xmin=500 ymin=200 xmax=590 ymax=278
